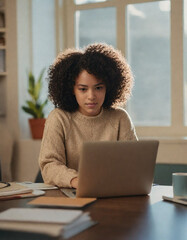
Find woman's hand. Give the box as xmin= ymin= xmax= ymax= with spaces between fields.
xmin=70 ymin=177 xmax=78 ymax=189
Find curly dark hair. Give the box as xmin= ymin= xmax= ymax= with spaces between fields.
xmin=48 ymin=43 xmax=134 ymax=112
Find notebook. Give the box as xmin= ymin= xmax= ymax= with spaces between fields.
xmin=62 ymin=140 xmax=159 ymax=198
xmin=28 ymin=196 xmax=96 ymax=208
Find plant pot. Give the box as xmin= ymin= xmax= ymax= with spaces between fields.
xmin=29 ymin=118 xmax=46 ymax=139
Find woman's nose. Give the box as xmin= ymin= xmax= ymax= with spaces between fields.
xmin=88 ymin=90 xmax=96 ymax=100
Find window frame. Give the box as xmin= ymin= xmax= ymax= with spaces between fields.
xmin=61 ymin=0 xmax=185 ymax=138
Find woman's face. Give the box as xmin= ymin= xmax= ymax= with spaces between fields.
xmin=74 ymin=70 xmax=106 ymax=116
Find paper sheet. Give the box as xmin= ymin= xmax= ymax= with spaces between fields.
xmin=17 ymin=182 xmax=58 ymax=190
xmin=0 ymin=182 xmax=32 ymax=197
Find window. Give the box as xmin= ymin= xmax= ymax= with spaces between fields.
xmin=126 ymin=1 xmax=171 ymax=126
xmin=20 ymin=0 xmax=184 ymax=138
xmin=74 ymin=0 xmax=107 ymax=4
xmin=18 ymin=0 xmax=56 ymax=138
xmin=62 ymin=0 xmax=186 ymax=137
xmin=32 ymin=0 xmax=55 ymax=116
xmin=75 ymin=7 xmax=116 ymax=48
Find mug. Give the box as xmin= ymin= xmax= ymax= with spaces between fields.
xmin=172 ymin=173 xmax=187 ymax=197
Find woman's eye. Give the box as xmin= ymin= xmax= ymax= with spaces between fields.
xmin=96 ymin=86 xmax=103 ymax=90
xmin=79 ymin=88 xmax=87 ymax=92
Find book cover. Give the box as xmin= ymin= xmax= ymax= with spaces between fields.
xmin=28 ymin=196 xmax=96 ymax=208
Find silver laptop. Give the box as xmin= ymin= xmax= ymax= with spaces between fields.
xmin=62 ymin=140 xmax=159 ymax=198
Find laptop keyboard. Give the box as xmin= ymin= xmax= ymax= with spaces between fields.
xmin=61 ymin=188 xmax=76 ymax=198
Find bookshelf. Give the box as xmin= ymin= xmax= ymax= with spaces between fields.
xmin=0 ymin=0 xmax=6 ymax=116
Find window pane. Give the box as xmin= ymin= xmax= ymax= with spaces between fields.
xmin=32 ymin=0 xmax=55 ymax=116
xmin=184 ymin=0 xmax=187 ymax=125
xmin=126 ymin=1 xmax=171 ymax=126
xmin=74 ymin=0 xmax=107 ymax=5
xmin=18 ymin=0 xmax=56 ymax=139
xmin=75 ymin=7 xmax=116 ymax=48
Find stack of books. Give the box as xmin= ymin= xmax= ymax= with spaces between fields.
xmin=0 ymin=183 xmax=97 ymax=239
xmin=0 ymin=208 xmax=96 ymax=239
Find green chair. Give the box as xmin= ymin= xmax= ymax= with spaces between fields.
xmin=154 ymin=164 xmax=187 ymax=185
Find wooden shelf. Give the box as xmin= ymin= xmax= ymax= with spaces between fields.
xmin=0 ymin=71 xmax=7 ymax=76
xmin=0 ymin=27 xmax=5 ymax=32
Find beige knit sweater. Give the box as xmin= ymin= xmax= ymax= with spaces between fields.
xmin=39 ymin=107 xmax=137 ymax=188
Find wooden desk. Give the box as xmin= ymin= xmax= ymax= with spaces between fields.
xmin=0 ymin=186 xmax=186 ymax=240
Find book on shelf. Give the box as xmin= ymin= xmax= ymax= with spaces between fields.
xmin=0 ymin=208 xmax=97 ymax=239
xmin=0 ymin=49 xmax=5 ymax=72
xmin=0 ymin=12 xmax=5 ymax=28
xmin=0 ymin=33 xmax=5 ymax=46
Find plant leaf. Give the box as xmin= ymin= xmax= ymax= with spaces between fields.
xmin=22 ymin=68 xmax=47 ymax=118
xmin=28 ymin=72 xmax=35 ymax=98
xmin=37 ymin=99 xmax=48 ymax=118
xmin=38 ymin=68 xmax=45 ymax=83
xmin=34 ymin=68 xmax=45 ymax=101
xmin=34 ymin=81 xmax=41 ymax=101
xmin=34 ymin=108 xmax=42 ymax=118
xmin=26 ymin=101 xmax=37 ymax=111
xmin=41 ymin=99 xmax=48 ymax=109
xmin=22 ymin=106 xmax=37 ymax=118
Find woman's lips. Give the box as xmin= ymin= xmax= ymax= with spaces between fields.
xmin=86 ymin=103 xmax=97 ymax=108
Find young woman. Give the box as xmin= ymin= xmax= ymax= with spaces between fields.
xmin=39 ymin=43 xmax=138 ymax=188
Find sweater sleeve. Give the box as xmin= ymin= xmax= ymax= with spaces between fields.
xmin=118 ymin=108 xmax=138 ymax=141
xmin=39 ymin=109 xmax=78 ymax=188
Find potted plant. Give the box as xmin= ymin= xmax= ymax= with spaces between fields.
xmin=22 ymin=69 xmax=48 ymax=139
